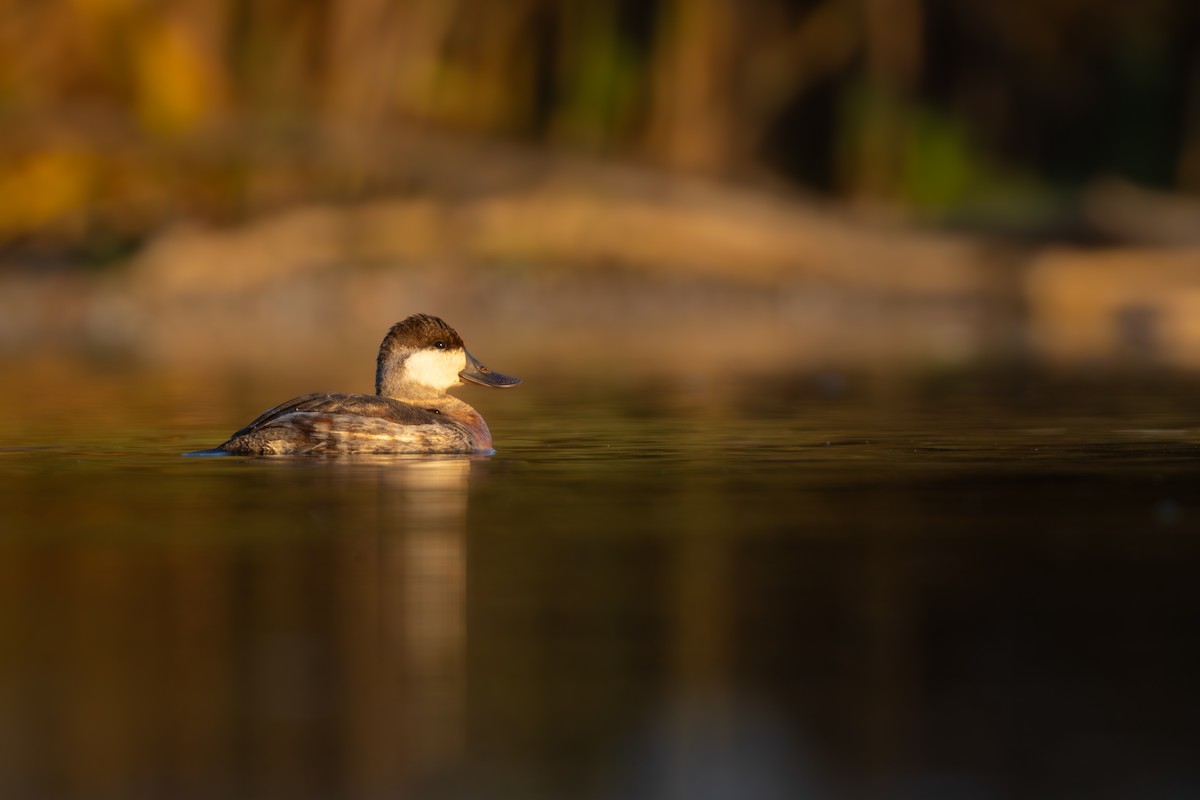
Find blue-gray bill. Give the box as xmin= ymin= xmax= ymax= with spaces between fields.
xmin=460 ymin=350 xmax=521 ymax=388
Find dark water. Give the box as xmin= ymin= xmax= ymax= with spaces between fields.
xmin=2 ymin=375 xmax=1200 ymax=799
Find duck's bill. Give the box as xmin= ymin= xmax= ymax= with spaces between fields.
xmin=459 ymin=350 xmax=522 ymax=388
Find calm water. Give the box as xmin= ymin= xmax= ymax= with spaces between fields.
xmin=2 ymin=373 xmax=1199 ymax=799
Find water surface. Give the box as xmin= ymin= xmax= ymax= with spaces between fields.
xmin=2 ymin=374 xmax=1199 ymax=799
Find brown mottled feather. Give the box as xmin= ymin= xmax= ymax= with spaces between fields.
xmin=226 ymin=393 xmax=440 ymax=439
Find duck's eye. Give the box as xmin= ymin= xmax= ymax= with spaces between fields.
xmin=433 ymin=340 xmax=447 ymax=350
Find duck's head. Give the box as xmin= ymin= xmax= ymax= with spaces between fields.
xmin=375 ymin=313 xmax=521 ymax=398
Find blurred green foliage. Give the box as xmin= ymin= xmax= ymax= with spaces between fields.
xmin=0 ymin=0 xmax=1197 ymax=248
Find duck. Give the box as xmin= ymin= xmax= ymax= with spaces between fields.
xmin=212 ymin=314 xmax=520 ymax=455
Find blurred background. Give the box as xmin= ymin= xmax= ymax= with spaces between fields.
xmin=3 ymin=0 xmax=1200 ymax=389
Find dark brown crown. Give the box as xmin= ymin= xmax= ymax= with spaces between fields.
xmin=379 ymin=314 xmax=465 ymax=353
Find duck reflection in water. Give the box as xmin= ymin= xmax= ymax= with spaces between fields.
xmin=211 ymin=314 xmax=521 ymax=455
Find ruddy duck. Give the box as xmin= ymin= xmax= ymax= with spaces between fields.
xmin=213 ymin=314 xmax=520 ymax=455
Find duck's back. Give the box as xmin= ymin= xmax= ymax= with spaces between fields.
xmin=218 ymin=393 xmax=485 ymax=455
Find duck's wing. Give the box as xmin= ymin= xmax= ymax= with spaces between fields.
xmin=225 ymin=393 xmax=412 ymax=438
xmin=225 ymin=393 xmax=440 ymax=439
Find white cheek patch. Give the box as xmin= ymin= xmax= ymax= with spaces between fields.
xmin=405 ymin=349 xmax=468 ymax=389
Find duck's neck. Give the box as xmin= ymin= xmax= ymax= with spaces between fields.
xmin=376 ymin=365 xmax=441 ymax=401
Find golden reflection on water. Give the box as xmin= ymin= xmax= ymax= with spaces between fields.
xmin=389 ymin=458 xmax=469 ymax=779
xmin=329 ymin=456 xmax=473 ymax=797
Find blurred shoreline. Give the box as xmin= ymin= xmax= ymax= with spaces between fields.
xmin=3 ymin=150 xmax=1200 ymax=386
